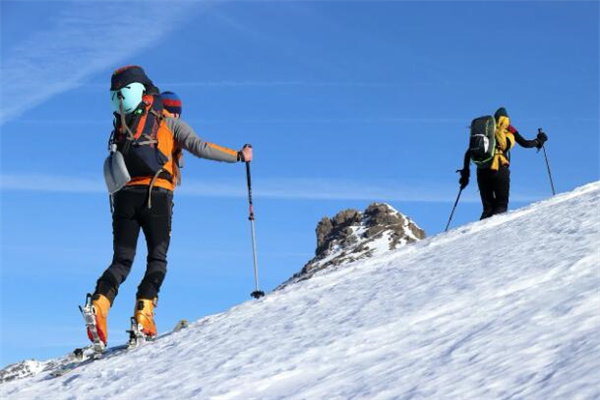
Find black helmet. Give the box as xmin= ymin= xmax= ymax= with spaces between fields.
xmin=494 ymin=107 xmax=508 ymax=121
xmin=111 ymin=65 xmax=155 ymax=91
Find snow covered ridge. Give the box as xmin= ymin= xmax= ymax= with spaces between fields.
xmin=280 ymin=202 xmax=425 ymax=288
xmin=0 ymin=360 xmax=49 ymax=384
xmin=1 ymin=182 xmax=599 ymax=399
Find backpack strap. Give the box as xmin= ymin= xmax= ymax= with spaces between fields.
xmin=146 ymin=154 xmax=173 ymax=209
xmin=120 ymin=113 xmax=135 ymax=156
xmin=135 ymin=134 xmax=159 ymax=146
xmin=134 ymin=107 xmax=164 ymax=146
xmin=136 ymin=96 xmax=162 ymax=138
xmin=145 ymin=97 xmax=171 ymax=208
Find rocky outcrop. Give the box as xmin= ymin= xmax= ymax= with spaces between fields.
xmin=0 ymin=360 xmax=51 ymax=384
xmin=280 ymin=203 xmax=425 ymax=288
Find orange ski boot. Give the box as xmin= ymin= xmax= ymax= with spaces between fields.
xmin=134 ymin=298 xmax=158 ymax=338
xmin=82 ymin=294 xmax=110 ymax=350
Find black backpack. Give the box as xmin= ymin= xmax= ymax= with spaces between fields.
xmin=469 ymin=116 xmax=496 ymax=167
xmin=111 ymin=94 xmax=172 ymax=181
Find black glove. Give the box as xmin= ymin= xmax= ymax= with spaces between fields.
xmin=535 ymin=130 xmax=548 ymax=149
xmin=457 ymin=169 xmax=470 ymax=189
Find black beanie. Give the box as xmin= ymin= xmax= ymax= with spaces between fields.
xmin=110 ymin=65 xmax=154 ymax=91
xmin=494 ymin=107 xmax=508 ymax=121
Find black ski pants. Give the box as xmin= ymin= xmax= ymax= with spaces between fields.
xmin=476 ymin=166 xmax=510 ymax=220
xmin=95 ymin=186 xmax=173 ymax=304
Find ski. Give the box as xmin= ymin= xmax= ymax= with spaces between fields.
xmin=48 ymin=344 xmax=128 ymax=378
xmin=49 ymin=318 xmax=189 ymax=378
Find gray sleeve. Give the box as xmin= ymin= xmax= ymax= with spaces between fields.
xmin=165 ymin=118 xmax=239 ymax=163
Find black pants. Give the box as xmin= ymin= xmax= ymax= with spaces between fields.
xmin=94 ymin=186 xmax=173 ymax=304
xmin=476 ymin=166 xmax=510 ymax=220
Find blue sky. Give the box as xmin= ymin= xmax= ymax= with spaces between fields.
xmin=1 ymin=0 xmax=598 ymax=367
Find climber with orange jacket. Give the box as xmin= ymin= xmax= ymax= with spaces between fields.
xmin=84 ymin=66 xmax=252 ymax=350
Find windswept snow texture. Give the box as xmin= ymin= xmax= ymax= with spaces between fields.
xmin=2 ymin=183 xmax=599 ymax=399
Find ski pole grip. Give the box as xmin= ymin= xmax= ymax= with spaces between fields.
xmin=537 ymin=128 xmax=546 ymax=152
xmin=242 ymin=144 xmax=252 ymax=164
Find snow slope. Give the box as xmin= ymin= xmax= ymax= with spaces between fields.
xmin=2 ymin=182 xmax=599 ymax=399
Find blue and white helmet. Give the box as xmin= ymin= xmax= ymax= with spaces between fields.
xmin=110 ymin=82 xmax=145 ymax=115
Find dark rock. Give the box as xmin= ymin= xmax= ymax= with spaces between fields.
xmin=316 ymin=217 xmax=333 ymax=253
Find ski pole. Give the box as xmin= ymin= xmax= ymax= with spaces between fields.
xmin=244 ymin=145 xmax=265 ymax=299
xmin=538 ymin=128 xmax=556 ymax=196
xmin=445 ymin=187 xmax=463 ymax=232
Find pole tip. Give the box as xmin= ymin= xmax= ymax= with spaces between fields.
xmin=251 ymin=290 xmax=265 ymax=299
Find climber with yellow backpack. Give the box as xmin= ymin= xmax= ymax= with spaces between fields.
xmin=457 ymin=107 xmax=548 ymax=220
xmin=83 ymin=66 xmax=253 ymax=351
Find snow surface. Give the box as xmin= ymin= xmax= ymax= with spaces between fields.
xmin=2 ymin=182 xmax=599 ymax=399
